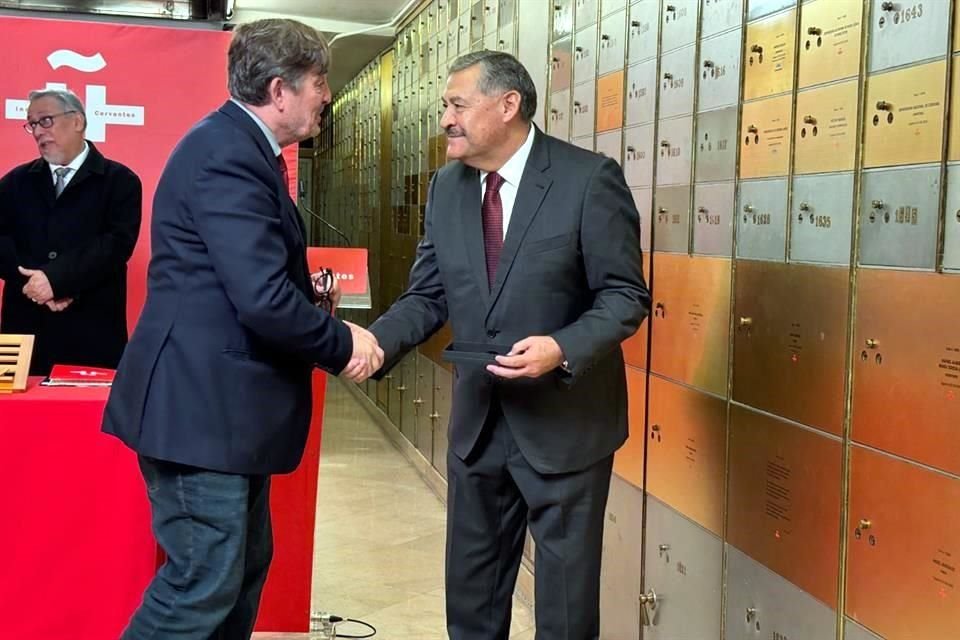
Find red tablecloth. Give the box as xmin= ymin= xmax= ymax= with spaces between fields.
xmin=0 ymin=372 xmax=328 ymax=637
xmin=0 ymin=379 xmax=156 ymax=640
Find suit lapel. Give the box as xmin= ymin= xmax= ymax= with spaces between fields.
xmin=29 ymin=162 xmax=56 ymax=210
xmin=458 ymin=164 xmax=490 ymax=307
xmin=488 ymin=130 xmax=553 ymax=311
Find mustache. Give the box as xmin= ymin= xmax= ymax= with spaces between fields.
xmin=445 ymin=127 xmax=465 ymax=137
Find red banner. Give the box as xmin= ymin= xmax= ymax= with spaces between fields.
xmin=0 ymin=16 xmax=299 ymax=328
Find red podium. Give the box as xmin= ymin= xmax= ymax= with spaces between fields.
xmin=0 ymin=372 xmax=327 ymax=638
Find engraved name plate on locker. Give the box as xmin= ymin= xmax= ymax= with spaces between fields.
xmin=596 ymin=129 xmax=623 ymax=164
xmin=859 ymin=164 xmax=940 ymax=269
xmin=484 ymin=0 xmax=499 ymax=37
xmin=736 ymin=178 xmax=787 ymax=261
xmin=553 ymin=0 xmax=572 ymax=39
xmin=656 ymin=115 xmax=694 ymax=185
xmin=702 ymin=0 xmax=744 ymax=38
xmin=732 ymin=261 xmax=848 ymax=434
xmin=647 ymin=376 xmax=726 ymax=533
xmin=550 ymin=37 xmax=573 ymax=92
xmin=659 ymin=44 xmax=697 ymax=119
xmin=574 ymin=23 xmax=599 ymax=84
xmin=633 ymin=186 xmax=654 ymax=254
xmin=572 ymin=80 xmax=597 ymax=138
xmin=625 ymin=59 xmax=658 ymax=125
xmin=695 ymin=106 xmax=738 ymax=182
xmin=794 ymin=80 xmax=858 ymax=174
xmin=790 ymin=172 xmax=854 ymax=265
xmin=727 ymin=406 xmax=842 ymax=607
xmin=613 ymin=365 xmax=647 ymax=483
xmin=693 ymin=181 xmax=735 ymax=256
xmin=459 ymin=11 xmax=471 ymax=54
xmin=548 ymin=88 xmax=571 ymax=139
xmin=644 ymin=496 xmax=723 ymax=639
xmin=650 ymin=254 xmax=732 ymax=395
xmin=853 ymin=270 xmax=960 ymax=475
xmin=945 ymin=164 xmax=960 ymax=269
xmin=576 ymin=0 xmax=599 ymax=26
xmin=698 ymin=28 xmax=743 ymax=112
xmin=660 ymin=0 xmax=699 ymax=53
xmin=628 ymin=0 xmax=660 ymax=65
xmin=596 ymin=71 xmax=625 ymax=132
xmin=654 ymin=185 xmax=691 ymax=253
xmin=624 ymin=124 xmax=655 ymax=187
xmin=744 ymin=8 xmax=797 ymax=101
xmin=740 ymin=94 xmax=792 ymax=179
xmin=599 ymin=475 xmax=643 ymax=639
xmin=846 ymin=447 xmax=960 ymax=640
xmin=725 ymin=545 xmax=839 ymax=640
xmin=868 ymin=0 xmax=949 ymax=74
xmin=798 ymin=0 xmax=864 ymax=87
xmin=863 ymin=60 xmax=946 ymax=169
xmin=470 ymin=1 xmax=483 ymax=44
xmin=598 ymin=9 xmax=627 ymax=76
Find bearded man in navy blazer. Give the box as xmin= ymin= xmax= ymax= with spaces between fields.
xmin=368 ymin=51 xmax=650 ymax=639
xmin=102 ymin=19 xmax=383 ymax=639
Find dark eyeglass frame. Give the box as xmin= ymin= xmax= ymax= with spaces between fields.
xmin=23 ymin=110 xmax=77 ymax=134
xmin=314 ymin=267 xmax=334 ymax=312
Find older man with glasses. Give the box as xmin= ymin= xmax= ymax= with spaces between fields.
xmin=0 ymin=88 xmax=142 ymax=375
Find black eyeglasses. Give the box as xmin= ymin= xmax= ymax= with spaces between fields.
xmin=23 ymin=110 xmax=77 ymax=134
xmin=313 ymin=268 xmax=334 ymax=312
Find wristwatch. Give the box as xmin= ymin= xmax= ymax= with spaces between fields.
xmin=560 ymin=359 xmax=572 ymax=374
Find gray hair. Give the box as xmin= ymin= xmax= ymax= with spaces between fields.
xmin=449 ymin=51 xmax=537 ymax=122
xmin=28 ymin=88 xmax=86 ymax=130
xmin=228 ymin=18 xmax=331 ymax=106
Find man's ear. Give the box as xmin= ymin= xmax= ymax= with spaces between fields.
xmin=268 ymin=77 xmax=285 ymax=110
xmin=501 ymin=90 xmax=522 ymax=121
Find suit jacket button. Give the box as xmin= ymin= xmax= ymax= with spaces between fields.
xmin=487 ymin=329 xmax=498 ymax=338
xmin=48 ymin=251 xmax=58 ymax=260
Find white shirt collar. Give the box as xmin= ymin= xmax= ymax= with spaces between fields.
xmin=49 ymin=140 xmax=89 ymax=178
xmin=480 ymin=124 xmax=535 ymax=187
xmin=231 ymin=98 xmax=282 ymax=156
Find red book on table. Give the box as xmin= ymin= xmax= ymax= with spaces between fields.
xmin=43 ymin=364 xmax=116 ymax=387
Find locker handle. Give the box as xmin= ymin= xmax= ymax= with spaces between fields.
xmin=658 ymin=207 xmax=668 ymax=213
xmin=739 ymin=317 xmax=753 ymax=327
xmin=660 ymin=140 xmax=671 ymax=147
xmin=876 ymin=100 xmax=893 ymax=111
xmin=697 ymin=206 xmax=708 ymax=214
xmin=631 ymin=20 xmax=641 ymax=27
xmin=575 ymin=46 xmax=584 ymax=52
xmin=626 ymin=145 xmax=636 ymax=153
xmin=750 ymin=44 xmax=763 ymax=53
xmin=799 ymin=202 xmax=811 ymax=212
xmin=871 ymin=199 xmax=885 ymax=210
xmin=601 ymin=34 xmax=610 ymax=41
xmin=639 ymin=589 xmax=658 ymax=627
xmin=666 ymin=4 xmax=676 ymax=11
xmin=429 ymin=412 xmax=441 ymax=420
xmin=663 ymin=72 xmax=674 ymax=79
xmin=746 ymin=607 xmax=758 ymax=623
xmin=866 ymin=339 xmax=879 ymax=349
xmin=651 ymin=423 xmax=661 ymax=431
xmin=413 ymin=398 xmax=424 ymax=405
xmin=747 ymin=124 xmax=758 ymax=133
xmin=859 ymin=518 xmax=873 ymax=529
xmin=743 ymin=205 xmax=755 ymax=213
xmin=881 ymin=1 xmax=895 ymax=10
xmin=703 ymin=59 xmax=715 ymax=68
xmin=803 ymin=115 xmax=817 ymax=124
xmin=807 ymin=26 xmax=822 ymax=35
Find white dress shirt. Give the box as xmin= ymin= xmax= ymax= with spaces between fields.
xmin=48 ymin=141 xmax=90 ymax=190
xmin=480 ymin=124 xmax=535 ymax=240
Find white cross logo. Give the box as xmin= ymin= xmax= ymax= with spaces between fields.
xmin=3 ymin=50 xmax=145 ymax=142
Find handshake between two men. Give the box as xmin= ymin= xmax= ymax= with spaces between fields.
xmin=312 ymin=269 xmax=383 ymax=383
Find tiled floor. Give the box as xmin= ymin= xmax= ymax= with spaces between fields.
xmin=254 ymin=378 xmax=535 ymax=640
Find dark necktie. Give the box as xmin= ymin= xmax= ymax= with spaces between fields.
xmin=277 ymin=153 xmax=288 ymax=188
xmin=482 ymin=172 xmax=505 ymax=290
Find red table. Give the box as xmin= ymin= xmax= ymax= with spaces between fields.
xmin=0 ymin=372 xmax=328 ymax=637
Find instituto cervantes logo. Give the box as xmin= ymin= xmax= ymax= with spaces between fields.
xmin=4 ymin=49 xmax=145 ymax=142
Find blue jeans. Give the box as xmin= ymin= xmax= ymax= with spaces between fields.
xmin=121 ymin=456 xmax=273 ymax=640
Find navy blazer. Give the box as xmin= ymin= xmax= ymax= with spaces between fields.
xmin=103 ymin=101 xmax=353 ymax=475
xmin=370 ymin=129 xmax=650 ymax=474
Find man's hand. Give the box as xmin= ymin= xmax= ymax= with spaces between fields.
xmin=487 ymin=336 xmax=565 ymax=379
xmin=45 ymin=298 xmax=74 ymax=312
xmin=19 ymin=266 xmax=54 ymax=304
xmin=340 ymin=321 xmax=384 ymax=383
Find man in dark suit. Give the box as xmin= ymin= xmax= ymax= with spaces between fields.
xmin=102 ymin=19 xmax=383 ymax=639
xmin=368 ymin=51 xmax=650 ymax=639
xmin=0 ymin=89 xmax=142 ymax=375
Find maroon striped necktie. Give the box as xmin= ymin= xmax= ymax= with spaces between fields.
xmin=482 ymin=171 xmax=505 ymax=289
xmin=277 ymin=153 xmax=288 ymax=187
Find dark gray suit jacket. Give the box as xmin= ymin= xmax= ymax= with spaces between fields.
xmin=370 ymin=128 xmax=650 ymax=474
